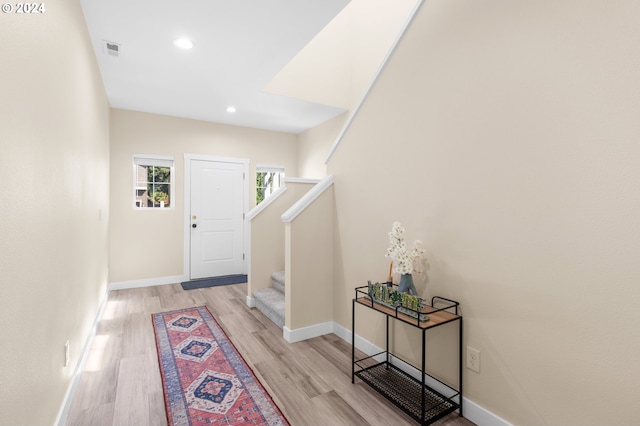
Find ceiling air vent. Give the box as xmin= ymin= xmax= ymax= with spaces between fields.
xmin=102 ymin=40 xmax=121 ymax=57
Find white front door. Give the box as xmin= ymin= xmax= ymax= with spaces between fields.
xmin=189 ymin=159 xmax=245 ymax=279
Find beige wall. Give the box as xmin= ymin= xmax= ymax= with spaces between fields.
xmin=109 ymin=109 xmax=298 ymax=283
xmin=266 ymin=0 xmax=420 ymax=110
xmin=2 ymin=1 xmax=636 ymax=424
xmin=286 ymin=188 xmax=335 ymax=330
xmin=297 ymin=112 xmax=349 ymax=178
xmin=277 ymin=0 xmax=421 ymax=180
xmin=248 ymin=181 xmax=316 ymax=296
xmin=0 ymin=1 xmax=110 ymax=424
xmin=328 ymin=1 xmax=640 ymax=425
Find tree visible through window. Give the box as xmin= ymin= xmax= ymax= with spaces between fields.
xmin=256 ymin=165 xmax=284 ymax=205
xmin=134 ymin=156 xmax=173 ymax=209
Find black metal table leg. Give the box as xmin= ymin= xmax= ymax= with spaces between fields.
xmin=386 ymin=315 xmax=390 ymax=367
xmin=459 ymin=317 xmax=463 ymax=417
xmin=352 ymin=298 xmax=355 ymax=384
xmin=422 ymin=328 xmax=426 ymax=424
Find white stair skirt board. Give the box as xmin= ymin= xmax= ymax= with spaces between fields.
xmin=246 ymin=296 xmax=256 ymax=308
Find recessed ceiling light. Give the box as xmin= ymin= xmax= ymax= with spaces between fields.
xmin=226 ymin=106 xmax=237 ymax=113
xmin=173 ymin=38 xmax=194 ymax=49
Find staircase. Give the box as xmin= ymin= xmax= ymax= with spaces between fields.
xmin=254 ymin=271 xmax=285 ymax=328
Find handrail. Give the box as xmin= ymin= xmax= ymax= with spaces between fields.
xmin=246 ymin=178 xmax=321 ymax=221
xmin=284 ymin=177 xmax=321 ymax=185
xmin=281 ymin=175 xmax=334 ymax=223
xmin=324 ymin=0 xmax=425 ymax=165
xmin=245 ymin=185 xmax=288 ymax=221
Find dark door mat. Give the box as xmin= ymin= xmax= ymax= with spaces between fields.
xmin=181 ymin=274 xmax=248 ymax=290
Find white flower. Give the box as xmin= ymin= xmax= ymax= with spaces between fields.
xmin=385 ymin=221 xmax=426 ymax=275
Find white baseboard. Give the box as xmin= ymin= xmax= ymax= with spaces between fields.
xmin=283 ymin=321 xmax=334 ymax=343
xmin=109 ymin=275 xmax=186 ymax=291
xmin=332 ymin=322 xmax=386 ymax=359
xmin=246 ymin=296 xmax=255 ymax=308
xmin=330 ymin=322 xmax=512 ymax=426
xmin=54 ymin=287 xmax=110 ymax=426
xmin=59 ymin=286 xmax=510 ymax=426
xmin=463 ymin=398 xmax=513 ymax=426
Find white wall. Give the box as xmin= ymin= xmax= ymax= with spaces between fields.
xmin=0 ymin=1 xmax=111 ymax=424
xmin=109 ymin=109 xmax=298 ymax=284
xmin=328 ymin=1 xmax=640 ymax=424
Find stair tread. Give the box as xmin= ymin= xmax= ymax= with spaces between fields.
xmin=254 ymin=286 xmax=284 ymax=298
xmin=271 ymin=270 xmax=285 ymax=293
xmin=271 ymin=270 xmax=285 ymax=282
xmin=254 ymin=287 xmax=285 ymax=329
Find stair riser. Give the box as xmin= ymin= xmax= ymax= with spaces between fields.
xmin=273 ymin=280 xmax=285 ymax=293
xmin=254 ymin=285 xmax=285 ymax=329
xmin=271 ymin=271 xmax=285 ymax=293
xmin=255 ymin=299 xmax=284 ymax=329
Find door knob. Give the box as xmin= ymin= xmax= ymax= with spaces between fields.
xmin=192 ymin=223 xmax=197 ymax=228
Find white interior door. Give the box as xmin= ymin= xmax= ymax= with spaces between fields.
xmin=190 ymin=159 xmax=245 ymax=279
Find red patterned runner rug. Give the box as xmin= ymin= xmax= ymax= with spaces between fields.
xmin=152 ymin=306 xmax=290 ymax=425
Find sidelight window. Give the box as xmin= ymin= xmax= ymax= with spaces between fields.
xmin=256 ymin=164 xmax=284 ymax=205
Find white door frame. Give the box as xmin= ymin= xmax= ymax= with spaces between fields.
xmin=183 ymin=154 xmax=250 ymax=280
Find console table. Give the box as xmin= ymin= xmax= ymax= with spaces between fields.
xmin=352 ymin=285 xmax=463 ymax=425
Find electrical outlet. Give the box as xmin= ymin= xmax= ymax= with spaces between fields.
xmin=466 ymin=346 xmax=480 ymax=373
xmin=64 ymin=341 xmax=70 ymax=367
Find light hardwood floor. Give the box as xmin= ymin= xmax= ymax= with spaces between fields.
xmin=65 ymin=283 xmax=475 ymax=426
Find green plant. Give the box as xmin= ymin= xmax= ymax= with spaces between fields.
xmin=150 ymin=191 xmax=169 ymax=204
xmin=390 ymin=291 xmax=403 ymax=305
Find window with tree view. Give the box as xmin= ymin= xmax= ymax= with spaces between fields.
xmin=134 ymin=156 xmax=174 ymax=209
xmin=256 ymin=165 xmax=284 ymax=205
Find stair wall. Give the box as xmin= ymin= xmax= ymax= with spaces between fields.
xmin=247 ymin=180 xmax=317 ymax=301
xmin=284 ymin=185 xmax=334 ymax=331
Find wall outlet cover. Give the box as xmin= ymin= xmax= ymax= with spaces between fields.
xmin=466 ymin=346 xmax=480 ymax=373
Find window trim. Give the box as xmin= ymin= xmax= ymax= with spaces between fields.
xmin=256 ymin=164 xmax=285 ymax=205
xmin=256 ymin=164 xmax=285 ymax=174
xmin=132 ymin=154 xmax=175 ymax=210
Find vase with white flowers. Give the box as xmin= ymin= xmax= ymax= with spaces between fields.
xmin=385 ymin=221 xmax=425 ymax=295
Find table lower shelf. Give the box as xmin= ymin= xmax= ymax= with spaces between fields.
xmin=355 ymin=361 xmax=460 ymax=425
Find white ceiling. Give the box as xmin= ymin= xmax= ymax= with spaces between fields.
xmin=81 ymin=0 xmax=350 ymax=134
